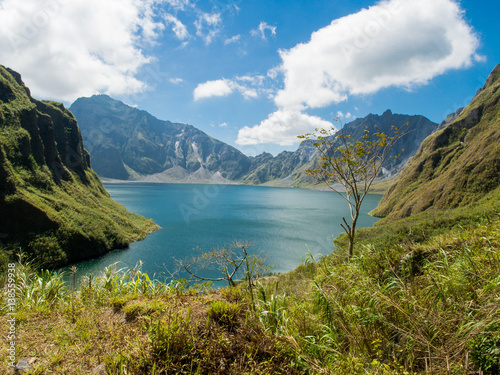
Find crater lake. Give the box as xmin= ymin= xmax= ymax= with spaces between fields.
xmin=68 ymin=183 xmax=382 ymax=283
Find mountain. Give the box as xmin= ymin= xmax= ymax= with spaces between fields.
xmin=0 ymin=66 xmax=158 ymax=269
xmin=340 ymin=110 xmax=439 ymax=172
xmin=372 ymin=64 xmax=500 ymax=220
xmin=70 ymin=95 xmax=438 ymax=188
xmin=69 ymin=95 xmax=251 ymax=182
xmin=240 ymin=141 xmax=318 ymax=186
xmin=244 ymin=110 xmax=439 ymax=187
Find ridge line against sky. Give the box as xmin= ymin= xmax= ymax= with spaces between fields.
xmin=0 ymin=0 xmax=498 ymax=156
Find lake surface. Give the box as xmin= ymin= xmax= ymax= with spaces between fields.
xmin=69 ymin=183 xmax=381 ymax=282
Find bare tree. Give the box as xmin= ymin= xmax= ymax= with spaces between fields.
xmin=299 ymin=122 xmax=407 ymax=259
xmin=178 ymin=242 xmax=271 ymax=291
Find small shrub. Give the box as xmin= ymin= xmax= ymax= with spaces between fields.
xmin=207 ymin=300 xmax=241 ymax=327
xmin=122 ymin=300 xmax=167 ymax=321
xmin=220 ymin=286 xmax=244 ymax=303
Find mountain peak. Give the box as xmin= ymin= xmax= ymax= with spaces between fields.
xmin=70 ymin=96 xmax=251 ymax=181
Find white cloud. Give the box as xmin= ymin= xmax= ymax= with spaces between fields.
xmin=169 ymin=77 xmax=184 ymax=84
xmin=236 ymin=109 xmax=333 ymax=146
xmin=164 ymin=13 xmax=189 ymax=40
xmin=194 ymin=74 xmax=267 ymax=101
xmin=275 ymin=0 xmax=481 ymax=110
xmin=224 ymin=34 xmax=240 ymax=45
xmin=337 ymin=111 xmax=354 ymax=120
xmin=0 ymin=0 xmax=167 ymax=102
xmin=251 ymin=21 xmax=276 ymax=40
xmin=193 ymin=79 xmax=233 ymax=101
xmin=219 ymin=122 xmax=228 ymax=128
xmin=236 ymin=75 xmax=265 ymax=85
xmin=165 ymin=0 xmax=192 ymax=11
xmin=238 ymin=0 xmax=481 ymax=146
xmin=195 ymin=12 xmax=221 ymax=45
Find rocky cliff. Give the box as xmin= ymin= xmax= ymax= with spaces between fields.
xmin=0 ymin=66 xmax=158 ymax=269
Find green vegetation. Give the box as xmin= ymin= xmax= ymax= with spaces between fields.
xmin=0 ymin=65 xmax=159 ymax=270
xmin=2 ymin=63 xmax=499 ymax=374
xmin=0 ymin=259 xmax=302 ymax=374
xmin=372 ymin=64 xmax=500 ymax=220
xmin=2 ymin=196 xmax=499 ymax=373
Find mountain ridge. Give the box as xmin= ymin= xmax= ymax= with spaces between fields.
xmin=70 ymin=95 xmax=438 ymax=188
xmin=70 ymin=95 xmax=252 ymax=182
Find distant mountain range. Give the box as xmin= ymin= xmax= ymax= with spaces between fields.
xmin=69 ymin=95 xmax=251 ymax=183
xmin=70 ymin=96 xmax=439 ymax=187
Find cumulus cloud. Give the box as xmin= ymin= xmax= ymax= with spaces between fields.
xmin=238 ymin=0 xmax=481 ymax=146
xmin=251 ymin=21 xmax=277 ymax=40
xmin=194 ymin=79 xmax=233 ymax=100
xmin=236 ymin=109 xmax=333 ymax=146
xmin=0 ymin=0 xmax=167 ymax=102
xmin=194 ymin=75 xmax=268 ymax=101
xmin=275 ymin=0 xmax=482 ymax=110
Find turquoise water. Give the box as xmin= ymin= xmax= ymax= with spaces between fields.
xmin=69 ymin=183 xmax=381 ymax=282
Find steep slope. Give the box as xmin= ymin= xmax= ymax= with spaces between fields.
xmin=372 ymin=64 xmax=500 ymax=220
xmin=0 ymin=66 xmax=158 ymax=269
xmin=243 ymin=111 xmax=438 ymax=187
xmin=70 ymin=95 xmax=251 ymax=182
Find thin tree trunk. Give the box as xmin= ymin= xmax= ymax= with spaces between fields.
xmin=348 ymin=210 xmax=359 ymax=260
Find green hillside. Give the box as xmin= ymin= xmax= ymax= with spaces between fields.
xmin=372 ymin=64 xmax=500 ymax=220
xmin=0 ymin=66 xmax=159 ymax=270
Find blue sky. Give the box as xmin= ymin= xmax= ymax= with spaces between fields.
xmin=0 ymin=0 xmax=498 ymax=156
